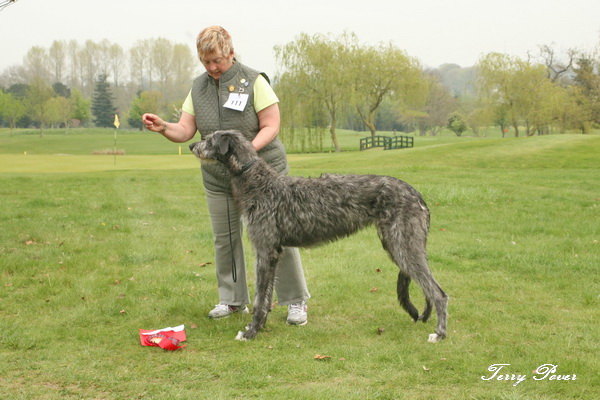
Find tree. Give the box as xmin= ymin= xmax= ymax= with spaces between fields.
xmin=523 ymin=78 xmax=565 ymax=135
xmin=275 ymin=32 xmax=358 ymax=152
xmin=27 ymin=77 xmax=54 ymax=135
xmin=48 ymin=40 xmax=67 ymax=84
xmin=437 ymin=64 xmax=477 ymax=96
xmin=170 ymin=43 xmax=196 ymax=102
xmin=97 ymin=39 xmax=113 ymax=81
xmin=7 ymin=83 xmax=29 ymax=99
xmin=151 ymin=38 xmax=173 ymax=94
xmin=130 ymin=39 xmax=152 ymax=90
xmin=373 ymin=97 xmax=405 ymax=132
xmin=573 ymin=56 xmax=600 ymax=127
xmin=274 ymin=70 xmax=327 ymax=152
xmin=447 ymin=112 xmax=467 ymax=136
xmin=557 ymin=85 xmax=593 ymax=133
xmin=46 ymin=96 xmax=71 ymax=129
xmin=477 ymin=53 xmax=521 ymax=136
xmin=6 ymin=83 xmax=31 ymax=128
xmin=24 ymin=46 xmax=49 ymax=82
xmin=91 ymin=74 xmax=116 ymax=127
xmin=477 ymin=53 xmax=562 ymax=137
xmin=66 ymin=40 xmax=81 ymax=90
xmin=466 ymin=107 xmax=493 ymax=136
xmin=128 ymin=90 xmax=162 ymax=130
xmin=351 ymin=42 xmax=426 ymax=136
xmin=533 ymin=44 xmax=575 ymax=84
xmin=0 ymin=90 xmax=25 ymax=133
xmin=52 ymin=82 xmax=70 ymax=98
xmin=70 ymin=88 xmax=91 ymax=127
xmin=79 ymin=40 xmax=100 ymax=96
xmin=412 ymin=72 xmax=457 ymax=136
xmin=109 ymin=43 xmax=125 ymax=87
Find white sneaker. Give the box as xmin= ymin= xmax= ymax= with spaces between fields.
xmin=208 ymin=304 xmax=249 ymax=319
xmin=286 ymin=301 xmax=308 ymax=326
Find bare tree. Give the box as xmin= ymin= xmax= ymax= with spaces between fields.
xmin=0 ymin=0 xmax=19 ymax=12
xmin=151 ymin=38 xmax=174 ymax=94
xmin=171 ymin=43 xmax=195 ymax=100
xmin=130 ymin=39 xmax=152 ymax=90
xmin=24 ymin=46 xmax=49 ymax=82
xmin=48 ymin=40 xmax=66 ymax=84
xmin=532 ymin=44 xmax=576 ymax=84
xmin=109 ymin=43 xmax=125 ymax=87
xmin=97 ymin=39 xmax=113 ymax=80
xmin=79 ymin=40 xmax=100 ymax=96
xmin=66 ymin=40 xmax=81 ymax=90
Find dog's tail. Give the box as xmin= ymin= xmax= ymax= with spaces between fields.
xmin=397 ymin=271 xmax=420 ymax=322
xmin=418 ymin=298 xmax=433 ymax=323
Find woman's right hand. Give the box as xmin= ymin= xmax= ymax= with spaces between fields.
xmin=142 ymin=113 xmax=167 ymax=134
xmin=142 ymin=111 xmax=197 ymax=143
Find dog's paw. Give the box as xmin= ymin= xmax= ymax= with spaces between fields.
xmin=428 ymin=333 xmax=441 ymax=343
xmin=235 ymin=331 xmax=248 ymax=341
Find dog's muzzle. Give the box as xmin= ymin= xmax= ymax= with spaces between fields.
xmin=189 ymin=141 xmax=200 ymax=154
xmin=189 ymin=141 xmax=215 ymax=163
xmin=189 ymin=141 xmax=206 ymax=159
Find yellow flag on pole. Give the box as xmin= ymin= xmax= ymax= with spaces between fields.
xmin=114 ymin=114 xmax=120 ymax=128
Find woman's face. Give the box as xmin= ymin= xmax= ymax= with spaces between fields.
xmin=200 ymin=50 xmax=234 ymax=80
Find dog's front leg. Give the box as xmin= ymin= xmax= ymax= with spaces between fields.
xmin=235 ymin=247 xmax=280 ymax=341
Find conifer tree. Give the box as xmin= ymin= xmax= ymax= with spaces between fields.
xmin=91 ymin=74 xmax=116 ymax=127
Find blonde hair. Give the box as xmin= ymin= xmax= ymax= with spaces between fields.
xmin=196 ymin=26 xmax=233 ymax=60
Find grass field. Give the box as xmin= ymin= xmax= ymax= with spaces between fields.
xmin=0 ymin=129 xmax=599 ymax=399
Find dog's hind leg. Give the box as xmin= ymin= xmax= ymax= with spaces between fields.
xmin=236 ymin=246 xmax=280 ymax=341
xmin=378 ymin=221 xmax=448 ymax=342
xmin=401 ymin=247 xmax=447 ymax=342
xmin=415 ymin=270 xmax=448 ymax=342
xmin=398 ymin=257 xmax=447 ymax=342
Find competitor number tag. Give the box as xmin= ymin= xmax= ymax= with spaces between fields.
xmin=223 ymin=93 xmax=249 ymax=111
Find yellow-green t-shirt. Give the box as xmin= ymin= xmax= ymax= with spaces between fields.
xmin=181 ymin=74 xmax=278 ymax=116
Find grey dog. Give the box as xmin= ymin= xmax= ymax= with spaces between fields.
xmin=189 ymin=130 xmax=448 ymax=343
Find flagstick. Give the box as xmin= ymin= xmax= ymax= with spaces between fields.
xmin=113 ymin=128 xmax=117 ymax=166
xmin=113 ymin=114 xmax=120 ymax=166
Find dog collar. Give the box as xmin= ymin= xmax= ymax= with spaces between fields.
xmin=240 ymin=159 xmax=258 ymax=173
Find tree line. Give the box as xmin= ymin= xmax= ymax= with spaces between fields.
xmin=273 ymin=33 xmax=600 ymax=151
xmin=1 ymin=34 xmax=599 ymax=151
xmin=0 ymin=37 xmax=196 ymax=134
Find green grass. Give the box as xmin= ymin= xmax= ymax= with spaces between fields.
xmin=0 ymin=128 xmax=186 ymax=156
xmin=1 ymin=129 xmax=599 ymax=399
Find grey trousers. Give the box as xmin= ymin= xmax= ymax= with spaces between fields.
xmin=205 ymin=188 xmax=310 ymax=307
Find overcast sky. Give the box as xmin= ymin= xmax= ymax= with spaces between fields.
xmin=1 ymin=0 xmax=599 ymax=79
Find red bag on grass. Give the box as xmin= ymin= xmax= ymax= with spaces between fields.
xmin=139 ymin=325 xmax=186 ymax=351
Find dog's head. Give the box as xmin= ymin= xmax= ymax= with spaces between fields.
xmin=189 ymin=130 xmax=258 ymax=173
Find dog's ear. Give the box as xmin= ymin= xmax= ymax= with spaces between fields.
xmin=217 ymin=134 xmax=230 ymax=156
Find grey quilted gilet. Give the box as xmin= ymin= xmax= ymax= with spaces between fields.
xmin=191 ymin=61 xmax=288 ymax=192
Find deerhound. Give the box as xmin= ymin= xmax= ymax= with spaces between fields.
xmin=189 ymin=130 xmax=448 ymax=343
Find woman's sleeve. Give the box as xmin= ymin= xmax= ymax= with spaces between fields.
xmin=253 ymin=75 xmax=279 ymax=113
xmin=182 ymin=89 xmax=194 ymax=115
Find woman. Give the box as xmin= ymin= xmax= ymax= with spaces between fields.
xmin=142 ymin=26 xmax=310 ymax=325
